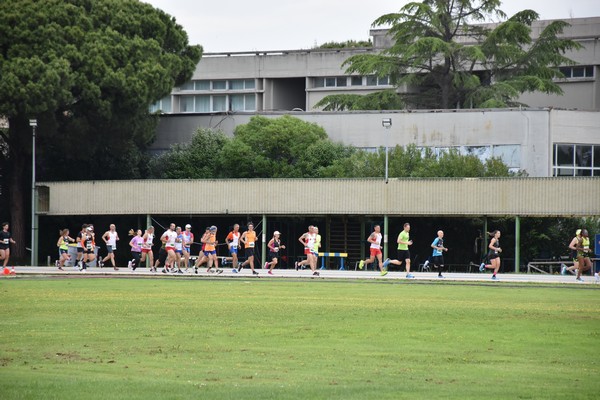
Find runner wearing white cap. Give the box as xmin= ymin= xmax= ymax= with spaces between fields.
xmin=182 ymin=224 xmax=194 ymax=272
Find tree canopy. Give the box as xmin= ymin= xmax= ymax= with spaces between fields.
xmin=0 ymin=0 xmax=202 ymax=260
xmin=317 ymin=0 xmax=581 ymax=110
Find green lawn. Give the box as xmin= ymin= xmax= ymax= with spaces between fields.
xmin=0 ymin=278 xmax=598 ymax=399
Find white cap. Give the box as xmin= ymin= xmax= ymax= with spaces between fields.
xmin=274 ymin=231 xmax=281 ymax=235
xmin=185 ymin=224 xmax=192 ymax=229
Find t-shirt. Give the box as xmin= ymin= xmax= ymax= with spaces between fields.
xmin=131 ymin=236 xmax=144 ymax=253
xmin=431 ymin=237 xmax=443 ymax=256
xmin=397 ymin=230 xmax=410 ymax=250
xmin=227 ymin=231 xmax=240 ymax=247
xmin=370 ymin=233 xmax=382 ymax=249
xmin=0 ymin=231 xmax=11 ymax=246
xmin=313 ymin=234 xmax=321 ymax=253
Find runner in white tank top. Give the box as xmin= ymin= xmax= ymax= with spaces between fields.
xmin=359 ymin=225 xmax=386 ymax=275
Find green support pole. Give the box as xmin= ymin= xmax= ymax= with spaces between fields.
xmin=261 ymin=214 xmax=267 ymax=268
xmin=360 ymin=218 xmax=366 ymax=261
xmin=33 ymin=207 xmax=39 ymax=266
xmin=383 ymin=215 xmax=389 ymax=260
xmin=146 ymin=214 xmax=151 ymax=268
xmin=515 ymin=216 xmax=521 ymax=273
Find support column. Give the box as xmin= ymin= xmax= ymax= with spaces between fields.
xmin=360 ymin=218 xmax=366 ymax=261
xmin=33 ymin=210 xmax=39 ymax=266
xmin=515 ymin=216 xmax=521 ymax=273
xmin=383 ymin=215 xmax=389 ymax=260
xmin=261 ymin=214 xmax=267 ymax=268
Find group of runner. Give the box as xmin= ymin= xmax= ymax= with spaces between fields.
xmin=562 ymin=228 xmax=596 ymax=282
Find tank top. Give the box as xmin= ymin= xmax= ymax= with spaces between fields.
xmin=59 ymin=236 xmax=69 ymax=250
xmin=175 ymin=234 xmax=183 ymax=251
xmin=164 ymin=230 xmax=177 ymax=247
xmin=107 ymin=231 xmax=117 ymax=248
xmin=183 ymin=232 xmax=193 ymax=248
xmin=131 ymin=236 xmax=143 ymax=252
xmin=83 ymin=234 xmax=95 ymax=250
xmin=271 ymin=238 xmax=280 ymax=253
xmin=579 ymin=237 xmax=591 ymax=256
xmin=305 ymin=233 xmax=315 ymax=249
xmin=490 ymin=238 xmax=500 ymax=255
xmin=228 ymin=231 xmax=240 ymax=247
xmin=143 ymin=233 xmax=154 ymax=249
xmin=245 ymin=231 xmax=256 ymax=248
xmin=370 ymin=232 xmax=382 ymax=249
xmin=205 ymin=233 xmax=217 ymax=251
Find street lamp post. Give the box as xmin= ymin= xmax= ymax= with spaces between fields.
xmin=29 ymin=119 xmax=37 ymax=266
xmin=381 ymin=118 xmax=392 ymax=184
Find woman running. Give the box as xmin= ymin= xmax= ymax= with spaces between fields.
xmin=265 ymin=231 xmax=285 ymax=275
xmin=182 ymin=224 xmax=194 ymax=272
xmin=56 ymin=228 xmax=75 ymax=271
xmin=173 ymin=226 xmax=184 ymax=273
xmin=479 ymin=230 xmax=501 ymax=280
xmin=128 ymin=229 xmax=144 ymax=271
xmin=101 ymin=224 xmax=120 ymax=269
xmin=574 ymin=229 xmax=593 ymax=283
xmin=141 ymin=226 xmax=155 ymax=270
xmin=160 ymin=223 xmax=177 ymax=272
xmin=0 ymin=222 xmax=16 ymax=268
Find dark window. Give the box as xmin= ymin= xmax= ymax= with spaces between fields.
xmin=594 ymin=146 xmax=600 ymax=168
xmin=351 ymin=76 xmax=362 ymax=86
xmin=336 ymin=77 xmax=347 ymax=87
xmin=585 ymin=66 xmax=594 ymax=77
xmin=575 ymin=169 xmax=592 ymax=176
xmin=555 ymin=144 xmax=574 ymax=166
xmin=572 ymin=67 xmax=585 ymax=78
xmin=575 ymin=145 xmax=592 ymax=167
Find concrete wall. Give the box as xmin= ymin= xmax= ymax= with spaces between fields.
xmin=151 ymin=109 xmax=600 ymax=176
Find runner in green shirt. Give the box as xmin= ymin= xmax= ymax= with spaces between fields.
xmin=383 ymin=222 xmax=414 ymax=278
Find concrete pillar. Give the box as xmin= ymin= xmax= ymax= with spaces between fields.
xmin=261 ymin=214 xmax=267 ymax=267
xmin=383 ymin=215 xmax=389 ymax=260
xmin=515 ymin=216 xmax=521 ymax=273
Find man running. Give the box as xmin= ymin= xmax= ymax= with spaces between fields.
xmin=563 ymin=229 xmax=582 ymax=276
xmin=383 ymin=222 xmax=414 ymax=279
xmin=296 ymin=226 xmax=319 ymax=276
xmin=226 ymin=224 xmax=241 ymax=272
xmin=202 ymin=225 xmax=222 ymax=274
xmin=429 ymin=230 xmax=448 ymax=278
xmin=194 ymin=227 xmax=211 ymax=274
xmin=239 ymin=223 xmax=259 ymax=275
xmin=182 ymin=224 xmax=194 ymax=272
xmin=160 ymin=223 xmax=177 ymax=273
xmin=101 ymin=224 xmax=120 ymax=269
xmin=359 ymin=225 xmax=387 ymax=276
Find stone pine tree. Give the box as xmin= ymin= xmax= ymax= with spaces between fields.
xmin=317 ymin=0 xmax=581 ymax=110
xmin=0 ymin=0 xmax=202 ymax=262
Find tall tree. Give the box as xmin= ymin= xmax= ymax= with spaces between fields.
xmin=318 ymin=0 xmax=580 ymax=110
xmin=0 ymin=0 xmax=202 ymax=262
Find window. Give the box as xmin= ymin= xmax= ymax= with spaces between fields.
xmin=212 ymin=95 xmax=227 ymax=112
xmin=553 ymin=144 xmax=600 ymax=176
xmin=195 ymin=80 xmax=210 ymax=90
xmin=336 ymin=77 xmax=347 ymax=87
xmin=180 ymin=96 xmax=194 ymax=112
xmin=149 ymin=96 xmax=172 ymax=113
xmin=325 ymin=77 xmax=336 ymax=87
xmin=180 ymin=81 xmax=195 ymax=91
xmin=314 ymin=78 xmax=324 ymax=88
xmin=244 ymin=79 xmax=256 ymax=89
xmin=195 ymin=95 xmax=210 ymax=112
xmin=230 ymin=94 xmax=256 ymax=111
xmin=558 ymin=66 xmax=594 ymax=79
xmin=230 ymin=80 xmax=245 ymax=90
xmin=351 ymin=76 xmax=362 ymax=86
xmin=366 ymin=75 xmax=378 ymax=86
xmin=212 ymin=80 xmax=227 ymax=90
xmin=378 ymin=76 xmax=389 ymax=85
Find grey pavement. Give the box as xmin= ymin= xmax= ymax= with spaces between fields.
xmin=4 ymin=265 xmax=600 ymax=285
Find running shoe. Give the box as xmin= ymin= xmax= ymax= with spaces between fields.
xmin=560 ymin=265 xmax=567 ymax=275
xmin=232 ymin=268 xmax=238 ymax=273
xmin=264 ymin=262 xmax=268 ymax=269
xmin=58 ymin=266 xmax=64 ymax=271
xmin=294 ymin=261 xmax=299 ymax=271
xmin=595 ymin=273 xmax=599 ymax=283
xmin=128 ymin=261 xmax=132 ymax=269
xmin=358 ymin=260 xmax=365 ymax=270
xmin=176 ymin=269 xmax=183 ymax=274
xmin=312 ymin=271 xmax=320 ymax=276
xmin=216 ymin=269 xmax=223 ymax=275
xmin=194 ymin=267 xmax=198 ymax=274
xmin=113 ymin=266 xmax=119 ymax=271
xmin=268 ymin=270 xmax=273 ymax=275
xmin=252 ymin=270 xmax=259 ymax=275
xmin=422 ymin=260 xmax=430 ymax=270
xmin=576 ymin=277 xmax=584 ymax=283
xmin=162 ymin=268 xmax=167 ymax=274
xmin=382 ymin=258 xmax=390 ymax=268
xmin=406 ymin=273 xmax=415 ymax=279
xmin=380 ymin=269 xmax=388 ymax=276
xmin=479 ymin=263 xmax=485 ymax=272
xmin=438 ymin=274 xmax=444 ymax=278
xmin=491 ymin=275 xmax=498 ymax=281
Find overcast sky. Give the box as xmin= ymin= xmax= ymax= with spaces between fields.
xmin=143 ymin=0 xmax=600 ymax=52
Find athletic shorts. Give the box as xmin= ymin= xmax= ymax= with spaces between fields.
xmin=304 ymin=248 xmax=312 ymax=255
xmin=204 ymin=250 xmax=216 ymax=256
xmin=165 ymin=246 xmax=175 ymax=252
xmin=142 ymin=248 xmax=152 ymax=254
xmin=432 ymin=255 xmax=444 ymax=266
xmin=106 ymin=245 xmax=114 ymax=254
xmin=176 ymin=249 xmax=183 ymax=255
xmin=77 ymin=247 xmax=84 ymax=253
xmin=84 ymin=249 xmax=94 ymax=255
xmin=0 ymin=244 xmax=9 ymax=250
xmin=488 ymin=252 xmax=499 ymax=260
xmin=184 ymin=247 xmax=191 ymax=253
xmin=245 ymin=248 xmax=255 ymax=257
xmin=229 ymin=247 xmax=238 ymax=255
xmin=370 ymin=248 xmax=382 ymax=257
xmin=269 ymin=252 xmax=279 ymax=261
xmin=397 ymin=249 xmax=411 ymax=261
xmin=59 ymin=249 xmax=68 ymax=255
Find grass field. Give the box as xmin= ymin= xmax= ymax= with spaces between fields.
xmin=0 ymin=277 xmax=598 ymax=399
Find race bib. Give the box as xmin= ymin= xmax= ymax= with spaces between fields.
xmin=3 ymin=239 xmax=9 ymax=244
xmin=86 ymin=242 xmax=93 ymax=250
xmin=248 ymin=242 xmax=255 ymax=248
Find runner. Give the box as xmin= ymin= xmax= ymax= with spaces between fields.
xmin=296 ymin=226 xmax=319 ymax=276
xmin=75 ymin=224 xmax=87 ymax=270
xmin=479 ymin=230 xmax=501 ymax=280
xmin=239 ymin=222 xmax=259 ymax=275
xmin=429 ymin=230 xmax=448 ymax=278
xmin=563 ymin=229 xmax=582 ymax=276
xmin=0 ymin=222 xmax=16 ymax=268
xmin=574 ymin=228 xmax=592 ymax=283
xmin=358 ymin=225 xmax=387 ymax=276
xmin=194 ymin=227 xmax=211 ymax=274
xmin=182 ymin=224 xmax=194 ymax=272
xmin=160 ymin=223 xmax=177 ymax=273
xmin=173 ymin=226 xmax=184 ymax=273
xmin=101 ymin=224 xmax=120 ymax=269
xmin=313 ymin=226 xmax=322 ymax=270
xmin=202 ymin=225 xmax=222 ymax=274
xmin=141 ymin=226 xmax=155 ymax=270
xmin=153 ymin=241 xmax=167 ymax=273
xmin=80 ymin=226 xmax=102 ymax=271
xmin=265 ymin=231 xmax=285 ymax=275
xmin=128 ymin=229 xmax=144 ymax=271
xmin=226 ymin=224 xmax=241 ymax=272
xmin=383 ymin=223 xmax=415 ymax=279
xmin=56 ymin=228 xmax=75 ymax=271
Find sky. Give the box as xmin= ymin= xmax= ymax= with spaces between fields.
xmin=143 ymin=0 xmax=600 ymax=52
